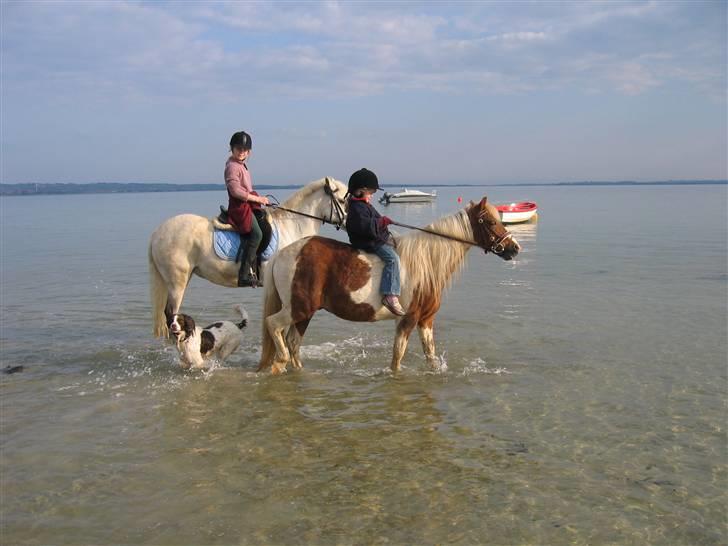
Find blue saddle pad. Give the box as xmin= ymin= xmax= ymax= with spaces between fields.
xmin=213 ymin=224 xmax=279 ymax=262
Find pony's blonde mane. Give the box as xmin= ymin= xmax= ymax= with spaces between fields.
xmin=396 ymin=209 xmax=474 ymax=298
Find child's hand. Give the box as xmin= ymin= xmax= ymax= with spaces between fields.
xmin=258 ymin=195 xmax=270 ymax=206
xmin=380 ymin=216 xmax=393 ymax=227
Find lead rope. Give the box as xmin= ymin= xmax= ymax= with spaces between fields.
xmin=389 ymin=220 xmax=479 ymax=246
xmin=389 ymin=219 xmax=512 ymax=254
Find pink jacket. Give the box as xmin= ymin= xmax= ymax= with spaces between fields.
xmin=224 ymin=157 xmax=252 ymax=201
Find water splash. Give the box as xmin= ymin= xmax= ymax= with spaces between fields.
xmin=461 ymin=357 xmax=511 ymax=376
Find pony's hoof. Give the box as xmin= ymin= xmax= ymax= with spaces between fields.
xmin=271 ymin=363 xmax=288 ymax=375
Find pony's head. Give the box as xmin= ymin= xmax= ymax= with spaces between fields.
xmin=281 ymin=177 xmax=348 ymax=228
xmin=467 ymin=197 xmax=521 ymax=260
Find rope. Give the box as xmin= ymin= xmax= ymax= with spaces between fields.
xmin=264 ymin=194 xmax=345 ymax=229
xmin=390 ymin=220 xmax=479 ymax=247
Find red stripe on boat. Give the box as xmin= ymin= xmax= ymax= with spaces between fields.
xmin=495 ymin=202 xmax=538 ymax=213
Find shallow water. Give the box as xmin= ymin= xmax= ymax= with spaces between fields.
xmin=1 ymin=184 xmax=726 ymax=544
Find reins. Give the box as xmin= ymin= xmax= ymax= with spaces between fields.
xmin=264 ymin=178 xmax=347 ymax=230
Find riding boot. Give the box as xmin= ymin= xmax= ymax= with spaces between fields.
xmin=254 ymin=256 xmax=264 ymax=287
xmin=237 ymin=248 xmax=259 ymax=287
xmin=237 ymin=216 xmax=263 ymax=287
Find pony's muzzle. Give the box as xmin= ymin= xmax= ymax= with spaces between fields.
xmin=496 ymin=237 xmax=520 ymax=260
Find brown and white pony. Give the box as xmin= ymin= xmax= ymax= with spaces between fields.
xmin=148 ymin=177 xmax=348 ymax=338
xmin=258 ymin=197 xmax=521 ymax=374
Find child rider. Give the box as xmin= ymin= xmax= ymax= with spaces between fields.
xmin=224 ymin=130 xmax=269 ymax=287
xmin=345 ymin=168 xmax=406 ymax=316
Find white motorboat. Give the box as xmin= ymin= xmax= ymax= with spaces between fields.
xmin=379 ymin=188 xmax=437 ymax=204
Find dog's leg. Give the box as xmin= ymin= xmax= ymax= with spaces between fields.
xmin=218 ymin=337 xmax=242 ymax=362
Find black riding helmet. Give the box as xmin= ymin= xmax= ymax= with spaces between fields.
xmin=348 ymin=168 xmax=379 ymax=194
xmin=229 ymin=131 xmax=252 ymax=151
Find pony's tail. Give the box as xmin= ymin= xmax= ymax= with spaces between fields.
xmin=148 ymin=242 xmax=169 ymax=338
xmin=258 ymin=260 xmax=281 ymax=371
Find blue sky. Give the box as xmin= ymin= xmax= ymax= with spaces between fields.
xmin=2 ymin=0 xmax=726 ymax=185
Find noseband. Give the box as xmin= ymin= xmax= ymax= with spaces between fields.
xmin=488 ymin=232 xmax=514 ymax=255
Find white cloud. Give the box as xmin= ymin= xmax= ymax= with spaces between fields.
xmin=487 ymin=31 xmax=549 ymax=43
xmin=2 ymin=0 xmax=724 ymax=105
xmin=607 ymin=61 xmax=660 ymax=95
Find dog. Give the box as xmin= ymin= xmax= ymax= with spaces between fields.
xmin=166 ymin=304 xmax=248 ymax=370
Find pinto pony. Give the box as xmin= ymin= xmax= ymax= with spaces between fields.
xmin=258 ymin=197 xmax=521 ymax=374
xmin=148 ymin=177 xmax=348 ymax=338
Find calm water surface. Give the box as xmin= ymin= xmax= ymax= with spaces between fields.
xmin=1 ymin=184 xmax=726 ymax=545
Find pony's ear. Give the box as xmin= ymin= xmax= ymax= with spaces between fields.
xmin=479 ymin=196 xmax=488 ymax=208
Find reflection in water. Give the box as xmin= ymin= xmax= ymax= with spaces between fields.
xmin=506 ymin=222 xmax=538 ymax=237
xmin=150 ymin=371 xmax=536 ymax=545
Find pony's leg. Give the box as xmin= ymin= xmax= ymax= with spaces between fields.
xmin=265 ymin=309 xmax=295 ymax=374
xmin=417 ymin=316 xmax=442 ymax=371
xmin=163 ymin=269 xmax=192 ymax=322
xmin=391 ymin=315 xmax=417 ymax=372
xmin=286 ymin=319 xmax=311 ymax=370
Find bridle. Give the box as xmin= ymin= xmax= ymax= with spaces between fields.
xmin=474 ymin=210 xmax=515 ymax=255
xmin=266 ymin=177 xmax=347 ymax=230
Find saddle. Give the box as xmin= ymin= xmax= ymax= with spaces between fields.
xmin=214 ymin=206 xmax=273 ymax=262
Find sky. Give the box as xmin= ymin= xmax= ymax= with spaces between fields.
xmin=1 ymin=0 xmax=726 ymax=186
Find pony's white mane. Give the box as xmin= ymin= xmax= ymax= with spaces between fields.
xmin=277 ymin=177 xmax=328 ymax=210
xmin=396 ymin=208 xmax=474 ymax=298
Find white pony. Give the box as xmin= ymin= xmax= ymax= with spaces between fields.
xmin=148 ymin=177 xmax=348 ymax=337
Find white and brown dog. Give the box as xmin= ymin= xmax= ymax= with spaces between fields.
xmin=166 ymin=304 xmax=248 ymax=370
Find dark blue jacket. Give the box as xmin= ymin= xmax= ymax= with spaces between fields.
xmin=346 ymin=198 xmax=390 ymax=252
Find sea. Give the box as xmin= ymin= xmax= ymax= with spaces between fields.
xmin=1 ymin=183 xmax=726 ymax=545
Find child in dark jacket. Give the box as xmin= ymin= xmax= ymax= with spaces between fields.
xmin=345 ymin=168 xmax=406 ymax=316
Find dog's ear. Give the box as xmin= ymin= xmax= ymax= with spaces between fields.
xmin=182 ymin=315 xmax=196 ymax=337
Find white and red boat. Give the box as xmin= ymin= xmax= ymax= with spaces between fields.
xmin=496 ymin=201 xmax=538 ymax=224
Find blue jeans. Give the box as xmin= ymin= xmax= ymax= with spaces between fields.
xmin=374 ymin=244 xmax=401 ymax=296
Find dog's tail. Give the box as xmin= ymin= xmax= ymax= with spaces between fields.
xmin=233 ymin=304 xmax=249 ymax=330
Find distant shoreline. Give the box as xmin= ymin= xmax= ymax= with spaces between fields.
xmin=1 ymin=180 xmax=725 ymax=196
